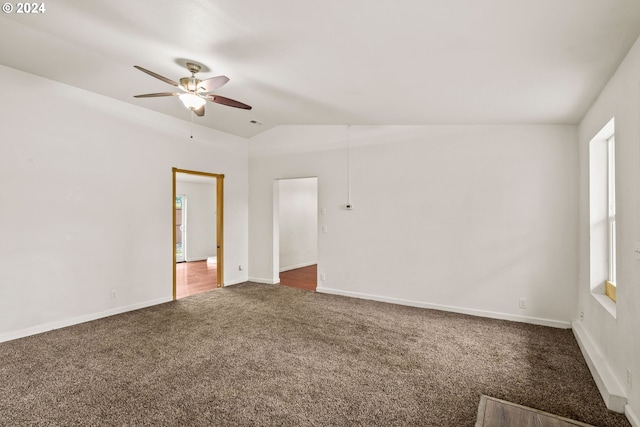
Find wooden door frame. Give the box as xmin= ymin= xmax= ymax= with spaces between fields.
xmin=172 ymin=168 xmax=224 ymax=300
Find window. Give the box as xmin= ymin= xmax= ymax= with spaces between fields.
xmin=606 ymin=134 xmax=616 ymax=302
xmin=589 ymin=117 xmax=616 ymax=313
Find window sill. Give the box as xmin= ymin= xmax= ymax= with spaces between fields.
xmin=592 ymin=293 xmax=617 ymax=319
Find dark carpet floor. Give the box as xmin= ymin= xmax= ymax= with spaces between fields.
xmin=0 ymin=282 xmax=630 ymax=426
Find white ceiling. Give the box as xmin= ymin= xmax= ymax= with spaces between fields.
xmin=1 ymin=1 xmax=639 ymax=138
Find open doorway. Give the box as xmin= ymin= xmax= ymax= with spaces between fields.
xmin=277 ymin=177 xmax=318 ymax=291
xmin=172 ymin=168 xmax=224 ymax=300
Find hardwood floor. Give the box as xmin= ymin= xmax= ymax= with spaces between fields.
xmin=176 ymin=262 xmax=316 ymax=297
xmin=175 ymin=260 xmax=218 ymax=299
xmin=279 ymin=264 xmax=317 ymax=291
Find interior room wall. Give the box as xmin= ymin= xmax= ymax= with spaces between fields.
xmin=576 ymin=35 xmax=640 ymax=423
xmin=175 ymin=179 xmax=217 ymax=262
xmin=249 ymin=124 xmax=578 ymax=327
xmin=278 ymin=177 xmax=318 ymax=272
xmin=0 ymin=64 xmax=249 ymax=343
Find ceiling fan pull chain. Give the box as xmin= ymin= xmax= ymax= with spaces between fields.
xmin=190 ymin=110 xmax=194 ymax=139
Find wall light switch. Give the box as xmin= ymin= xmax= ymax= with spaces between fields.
xmin=322 ymin=225 xmax=328 ymax=233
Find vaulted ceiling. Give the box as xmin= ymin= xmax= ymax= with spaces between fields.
xmin=1 ymin=1 xmax=639 ymax=138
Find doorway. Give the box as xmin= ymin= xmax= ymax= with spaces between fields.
xmin=276 ymin=177 xmax=318 ymax=291
xmin=172 ymin=168 xmax=224 ymax=300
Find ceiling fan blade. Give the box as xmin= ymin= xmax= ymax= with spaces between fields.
xmin=134 ymin=65 xmax=179 ymax=87
xmin=194 ymin=105 xmax=205 ymax=117
xmin=197 ymin=76 xmax=230 ymax=93
xmin=134 ymin=92 xmax=180 ymax=98
xmin=207 ymin=95 xmax=252 ymax=110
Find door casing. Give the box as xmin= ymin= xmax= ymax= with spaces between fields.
xmin=172 ymin=168 xmax=224 ymax=300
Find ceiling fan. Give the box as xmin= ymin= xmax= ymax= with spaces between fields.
xmin=133 ymin=62 xmax=252 ymax=116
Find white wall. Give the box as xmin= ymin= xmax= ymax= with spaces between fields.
xmin=0 ymin=65 xmax=249 ymax=342
xmin=576 ymin=34 xmax=640 ymax=423
xmin=278 ymin=177 xmax=318 ymax=271
xmin=176 ymin=179 xmax=217 ymax=262
xmin=249 ymin=125 xmax=578 ymax=327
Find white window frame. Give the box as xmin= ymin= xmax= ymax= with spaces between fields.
xmin=605 ymin=134 xmax=616 ymax=302
xmin=588 ymin=117 xmax=616 ymax=315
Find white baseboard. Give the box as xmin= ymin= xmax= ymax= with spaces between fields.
xmin=0 ymin=296 xmax=173 ymax=344
xmin=223 ymin=277 xmax=248 ymax=286
xmin=279 ymin=261 xmax=317 ymax=273
xmin=627 ymin=405 xmax=640 ymax=427
xmin=248 ymin=277 xmax=279 ymax=285
xmin=184 ymin=257 xmax=208 ymax=262
xmin=572 ymin=320 xmax=627 ymax=413
xmin=316 ymin=287 xmax=571 ymax=329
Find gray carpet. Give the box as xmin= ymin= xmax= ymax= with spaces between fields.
xmin=0 ymin=282 xmax=631 ymax=426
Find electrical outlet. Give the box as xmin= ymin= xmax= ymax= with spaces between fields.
xmin=110 ymin=290 xmax=117 ymax=300
xmin=627 ymin=368 xmax=632 ymax=388
xmin=519 ymin=298 xmax=526 ymax=309
xmin=320 ymin=273 xmax=326 ymax=281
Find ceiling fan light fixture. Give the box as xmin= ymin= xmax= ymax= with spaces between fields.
xmin=179 ymin=93 xmax=206 ymax=110
xmin=134 ymin=64 xmax=251 ymax=117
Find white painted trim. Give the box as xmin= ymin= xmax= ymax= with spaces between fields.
xmin=184 ymin=257 xmax=209 ymax=262
xmin=222 ymin=278 xmax=248 ymax=286
xmin=279 ymin=261 xmax=317 ymax=272
xmin=317 ymin=287 xmax=571 ymax=329
xmin=572 ymin=320 xmax=627 ymax=413
xmin=0 ymin=297 xmax=172 ymax=344
xmin=624 ymin=405 xmax=640 ymax=427
xmin=626 ymin=405 xmax=640 ymax=427
xmin=248 ymin=276 xmax=279 ymax=285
